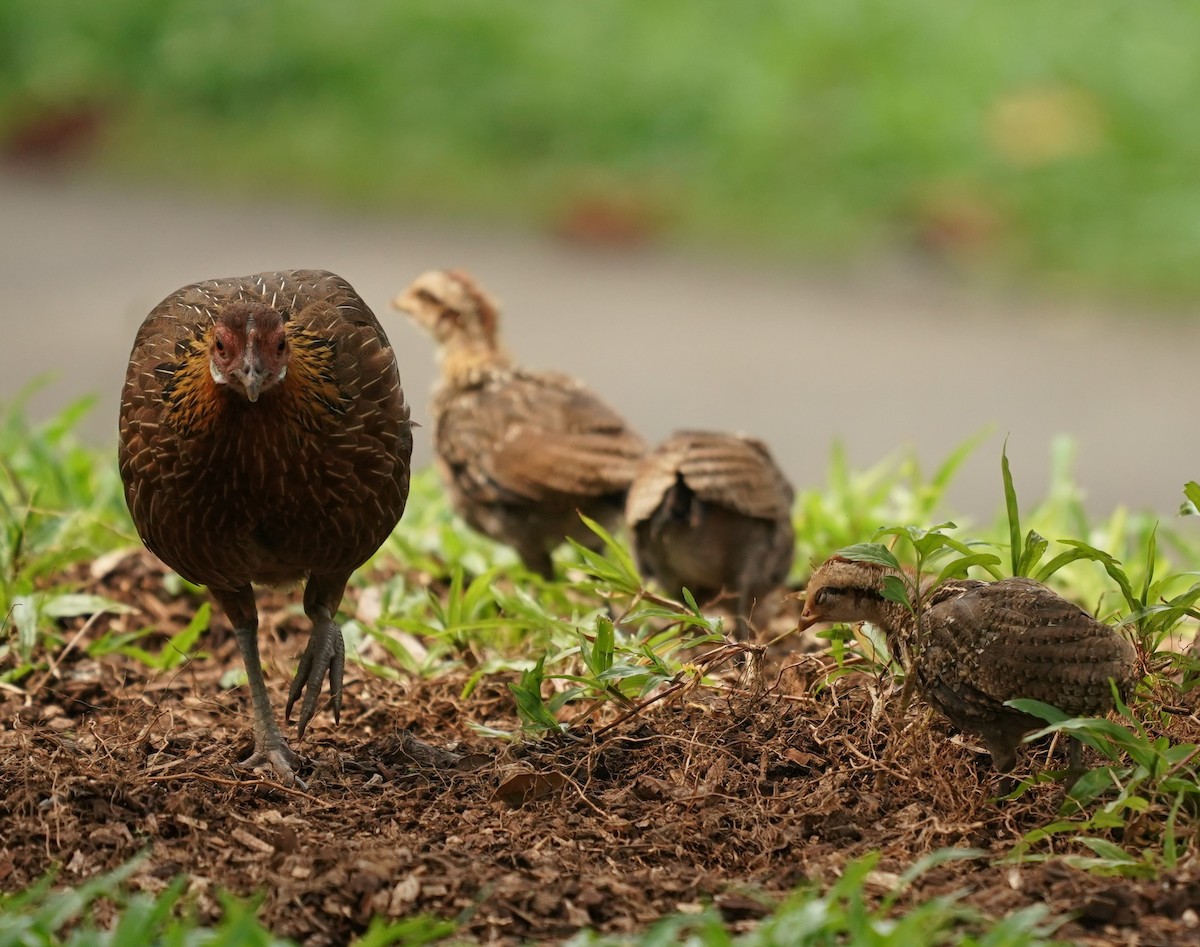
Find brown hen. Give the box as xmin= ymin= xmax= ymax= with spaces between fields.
xmin=799 ymin=556 xmax=1139 ymax=772
xmin=393 ymin=269 xmax=645 ymax=578
xmin=119 ymin=269 xmax=413 ymax=784
xmin=626 ymin=431 xmax=795 ymax=639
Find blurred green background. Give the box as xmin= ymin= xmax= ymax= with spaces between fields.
xmin=2 ymin=0 xmax=1197 ymax=301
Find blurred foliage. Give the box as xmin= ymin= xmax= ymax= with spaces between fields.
xmin=0 ymin=855 xmax=455 ymax=947
xmin=2 ymin=1 xmax=1199 ymax=299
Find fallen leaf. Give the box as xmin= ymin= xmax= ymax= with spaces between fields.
xmin=492 ymin=770 xmax=566 ymax=808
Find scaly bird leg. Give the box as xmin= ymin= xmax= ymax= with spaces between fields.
xmin=213 ymin=586 xmax=304 ymax=786
xmin=286 ymin=573 xmax=351 ymax=740
xmin=518 ymin=543 xmax=555 ymax=581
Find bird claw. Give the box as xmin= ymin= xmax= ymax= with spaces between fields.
xmin=239 ymin=740 xmax=307 ymax=789
xmin=285 ymin=617 xmax=345 ymax=740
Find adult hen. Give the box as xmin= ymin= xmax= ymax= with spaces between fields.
xmin=119 ymin=269 xmax=412 ymax=784
xmin=393 ymin=269 xmax=645 ymax=577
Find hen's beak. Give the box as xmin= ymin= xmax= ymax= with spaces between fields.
xmin=233 ymin=352 xmax=265 ymax=403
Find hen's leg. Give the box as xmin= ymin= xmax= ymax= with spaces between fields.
xmin=287 ymin=572 xmax=351 ymax=739
xmin=211 ymin=586 xmax=303 ymax=784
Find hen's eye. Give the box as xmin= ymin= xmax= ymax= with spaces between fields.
xmin=215 ymin=339 xmax=225 ymax=354
xmin=277 ymin=339 xmax=286 ymax=354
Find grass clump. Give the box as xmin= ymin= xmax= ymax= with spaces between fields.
xmin=569 ymin=851 xmax=1067 ymax=947
xmin=0 ymin=857 xmax=455 ymax=947
xmin=0 ymin=395 xmax=131 ymax=682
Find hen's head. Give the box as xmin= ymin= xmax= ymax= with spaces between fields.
xmin=392 ymin=269 xmax=501 ymax=349
xmin=209 ymin=303 xmax=289 ymax=403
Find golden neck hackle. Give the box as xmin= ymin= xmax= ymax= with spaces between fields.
xmin=161 ymin=326 xmax=349 ymax=438
xmin=437 ymin=335 xmax=514 ymax=390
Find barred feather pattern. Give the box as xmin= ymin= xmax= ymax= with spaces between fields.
xmin=801 ymin=557 xmax=1139 ymax=770
xmin=119 ymin=269 xmax=413 ymax=591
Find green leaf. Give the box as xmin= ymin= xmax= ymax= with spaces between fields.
xmin=1139 ymin=524 xmax=1158 ymax=609
xmin=115 ymin=602 xmax=210 ymax=671
xmin=1006 ymin=698 xmax=1069 ymax=725
xmin=909 ymin=523 xmax=960 ymax=559
xmin=836 ymin=542 xmax=900 ymax=570
xmin=1056 ymin=540 xmax=1138 ymax=613
xmin=1033 ymin=546 xmax=1100 ymax=584
xmin=573 ymin=513 xmax=642 ymax=592
xmin=680 ymin=586 xmax=705 ymax=618
xmin=1016 ymin=530 xmax=1048 ymax=578
xmin=41 ymin=593 xmax=134 ymax=618
xmin=1078 ymin=837 xmax=1135 ymax=862
xmin=579 ymin=615 xmax=615 ymax=678
xmin=1183 ymin=481 xmax=1200 ymax=515
xmin=1065 ymin=766 xmax=1123 ymax=808
xmin=507 ymin=656 xmax=563 ymax=732
xmin=9 ymin=595 xmax=39 ymax=661
xmin=881 ymin=574 xmax=912 ymax=609
xmin=934 ymin=553 xmax=1002 ymax=586
xmin=1001 ymin=440 xmax=1022 ymax=577
xmin=889 ymin=847 xmax=985 ymax=902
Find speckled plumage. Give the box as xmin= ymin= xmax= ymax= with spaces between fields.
xmin=394 ymin=269 xmax=645 ymax=578
xmin=799 ymin=557 xmax=1139 ymax=772
xmin=626 ymin=431 xmax=795 ymax=638
xmin=119 ymin=269 xmax=413 ymax=784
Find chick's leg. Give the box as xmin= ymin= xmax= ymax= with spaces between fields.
xmin=211 ymin=586 xmax=302 ymax=784
xmin=733 ymin=585 xmax=755 ymax=643
xmin=287 ymin=572 xmax=350 ymax=739
xmin=518 ymin=543 xmax=555 ymax=581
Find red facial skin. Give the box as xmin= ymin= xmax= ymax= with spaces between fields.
xmin=209 ymin=306 xmax=289 ymax=403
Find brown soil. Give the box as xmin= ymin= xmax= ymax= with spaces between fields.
xmin=2 ymin=550 xmax=1199 ymax=945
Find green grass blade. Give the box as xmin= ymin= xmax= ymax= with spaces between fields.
xmin=1001 ymin=441 xmax=1022 ymax=577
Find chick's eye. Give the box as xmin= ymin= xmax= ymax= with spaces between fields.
xmin=813 ymin=587 xmax=831 ymax=606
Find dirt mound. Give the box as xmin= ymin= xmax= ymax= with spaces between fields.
xmin=2 ymin=551 xmax=1198 ymax=944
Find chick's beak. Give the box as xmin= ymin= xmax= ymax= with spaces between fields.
xmin=391 ymin=290 xmax=414 ymax=314
xmin=794 ymin=590 xmax=817 ymax=632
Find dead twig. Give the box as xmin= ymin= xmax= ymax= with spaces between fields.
xmin=141 ymin=771 xmax=331 ymax=807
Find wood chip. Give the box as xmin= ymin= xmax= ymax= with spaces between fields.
xmin=230 ymin=827 xmax=274 ymax=855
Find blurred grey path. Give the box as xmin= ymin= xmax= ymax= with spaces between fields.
xmin=1 ymin=168 xmax=1197 ymax=523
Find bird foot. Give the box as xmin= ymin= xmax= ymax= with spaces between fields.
xmin=239 ymin=740 xmax=306 ymax=788
xmin=285 ymin=614 xmax=345 ymax=740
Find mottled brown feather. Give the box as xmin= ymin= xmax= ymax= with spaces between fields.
xmin=119 ymin=269 xmax=411 ymax=781
xmin=120 ymin=269 xmax=413 ymax=591
xmin=626 ymin=430 xmax=793 ymax=524
xmin=800 ymin=558 xmax=1139 ymax=771
xmin=395 ymin=269 xmax=644 ymax=576
xmin=626 ymin=431 xmax=795 ymax=639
